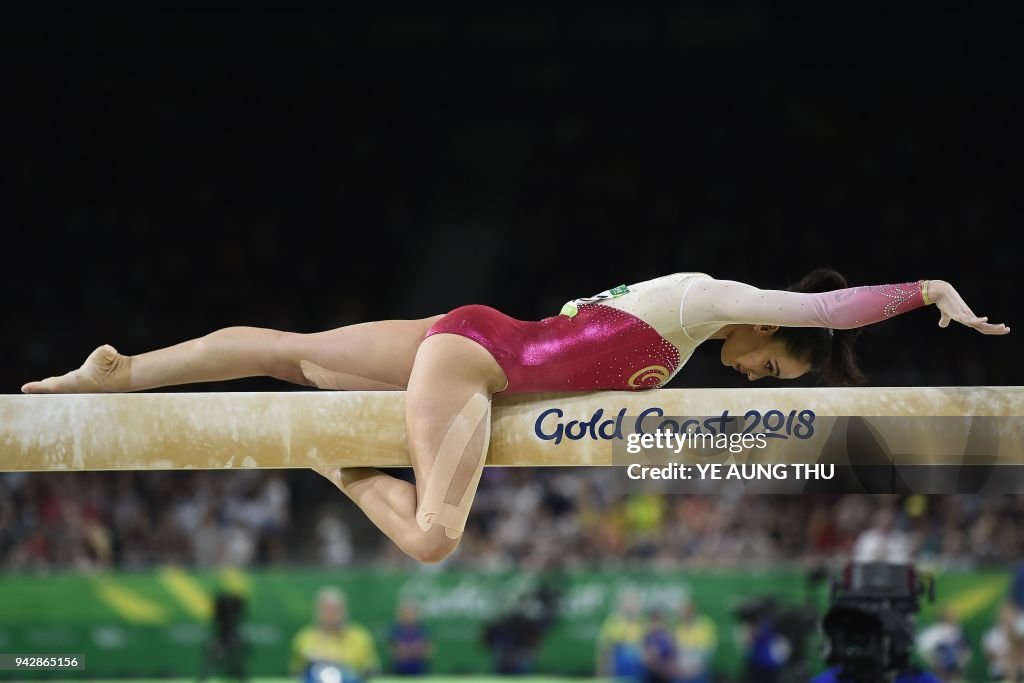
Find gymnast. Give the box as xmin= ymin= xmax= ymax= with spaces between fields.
xmin=20 ymin=269 xmax=1009 ymax=563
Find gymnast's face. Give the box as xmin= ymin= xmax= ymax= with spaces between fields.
xmin=720 ymin=324 xmax=811 ymax=381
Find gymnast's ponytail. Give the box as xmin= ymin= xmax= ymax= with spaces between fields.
xmin=775 ymin=268 xmax=868 ymax=387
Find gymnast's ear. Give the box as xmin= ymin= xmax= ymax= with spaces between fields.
xmin=753 ymin=324 xmax=780 ymax=336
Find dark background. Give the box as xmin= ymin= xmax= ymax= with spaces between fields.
xmin=3 ymin=6 xmax=1021 ymax=391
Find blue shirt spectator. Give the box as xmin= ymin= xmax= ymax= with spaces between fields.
xmin=389 ymin=601 xmax=432 ymax=675
xmin=1011 ymin=562 xmax=1024 ymax=608
xmin=642 ymin=610 xmax=676 ymax=683
xmin=749 ymin=618 xmax=788 ymax=673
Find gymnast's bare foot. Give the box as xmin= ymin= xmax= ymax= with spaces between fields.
xmin=21 ymin=344 xmax=132 ymax=394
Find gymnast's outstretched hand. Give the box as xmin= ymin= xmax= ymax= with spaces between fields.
xmin=929 ymin=280 xmax=1010 ymax=334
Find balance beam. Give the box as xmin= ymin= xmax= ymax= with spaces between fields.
xmin=1 ymin=387 xmax=1022 ymax=471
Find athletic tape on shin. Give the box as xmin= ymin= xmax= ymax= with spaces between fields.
xmin=415 ymin=392 xmax=491 ymax=540
xmin=300 ymin=360 xmax=404 ymax=391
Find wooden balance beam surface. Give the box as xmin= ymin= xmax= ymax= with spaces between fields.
xmin=1 ymin=387 xmax=1022 ymax=471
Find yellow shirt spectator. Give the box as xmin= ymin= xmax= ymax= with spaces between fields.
xmin=599 ymin=613 xmax=646 ymax=648
xmin=290 ymin=622 xmax=379 ymax=676
xmin=596 ymin=590 xmax=646 ymax=678
xmin=675 ymin=605 xmax=717 ymax=680
xmin=290 ymin=586 xmax=380 ymax=678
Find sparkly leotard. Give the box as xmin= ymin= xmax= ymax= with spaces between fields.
xmin=425 ymin=272 xmax=928 ymax=394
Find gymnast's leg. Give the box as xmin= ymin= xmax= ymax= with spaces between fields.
xmin=316 ymin=333 xmax=505 ymax=563
xmin=20 ymin=316 xmax=444 ymax=394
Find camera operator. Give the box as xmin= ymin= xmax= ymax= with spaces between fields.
xmin=813 ymin=562 xmax=940 ymax=683
xmin=482 ymin=581 xmax=561 ymax=674
xmin=198 ymin=592 xmax=248 ymax=682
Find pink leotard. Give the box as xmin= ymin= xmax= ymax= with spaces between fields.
xmin=425 ymin=272 xmax=928 ymax=394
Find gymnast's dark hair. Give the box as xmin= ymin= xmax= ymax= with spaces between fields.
xmin=774 ymin=268 xmax=868 ymax=386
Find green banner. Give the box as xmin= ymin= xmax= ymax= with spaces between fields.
xmin=0 ymin=568 xmax=1010 ymax=680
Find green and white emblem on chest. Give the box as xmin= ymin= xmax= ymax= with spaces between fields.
xmin=560 ymin=283 xmax=630 ymax=318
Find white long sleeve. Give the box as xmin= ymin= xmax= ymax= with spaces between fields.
xmin=681 ymin=278 xmax=928 ymax=330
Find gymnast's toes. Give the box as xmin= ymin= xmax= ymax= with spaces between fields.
xmin=21 ymin=344 xmax=131 ymax=394
xmin=21 ymin=371 xmax=90 ymax=394
xmin=312 ymin=466 xmax=343 ymax=486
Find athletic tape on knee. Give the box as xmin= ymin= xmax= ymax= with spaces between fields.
xmin=415 ymin=392 xmax=491 ymax=540
xmin=300 ymin=360 xmax=404 ymax=391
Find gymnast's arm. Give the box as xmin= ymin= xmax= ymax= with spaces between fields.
xmin=682 ymin=277 xmax=1010 ymax=334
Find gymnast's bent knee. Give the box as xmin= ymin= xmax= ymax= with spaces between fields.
xmin=403 ymin=525 xmax=461 ymax=564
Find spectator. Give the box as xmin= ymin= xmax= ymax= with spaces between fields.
xmin=192 ymin=505 xmax=222 ymax=568
xmin=1005 ymin=562 xmax=1024 ymax=682
xmin=390 ymin=600 xmax=433 ymax=675
xmin=674 ymin=600 xmax=716 ymax=683
xmin=260 ymin=472 xmax=291 ymax=563
xmin=641 ymin=609 xmax=676 ymax=683
xmin=596 ymin=589 xmax=646 ymax=682
xmin=983 ymin=602 xmax=1017 ymax=682
xmin=852 ymin=506 xmax=913 ymax=563
xmin=916 ymin=607 xmax=970 ymax=682
xmin=736 ymin=601 xmax=791 ymax=683
xmin=317 ymin=507 xmax=354 ymax=567
xmin=290 ymin=587 xmax=379 ymax=682
xmin=221 ymin=522 xmax=256 ymax=567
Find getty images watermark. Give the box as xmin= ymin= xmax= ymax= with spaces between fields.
xmin=622 ymin=425 xmax=834 ymax=484
xmin=626 ymin=426 xmax=769 ymax=455
xmin=610 ymin=412 xmax=838 ymax=494
xmin=534 ymin=403 xmax=1023 ymax=493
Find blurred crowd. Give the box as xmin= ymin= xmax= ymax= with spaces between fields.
xmin=0 ymin=470 xmax=289 ymax=571
xmin=404 ymin=469 xmax=1024 ymax=573
xmin=3 ymin=467 xmax=1024 ymax=573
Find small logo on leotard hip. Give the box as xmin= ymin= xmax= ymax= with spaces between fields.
xmin=628 ymin=365 xmax=669 ymax=388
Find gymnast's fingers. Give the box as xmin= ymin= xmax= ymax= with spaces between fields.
xmin=949 ymin=310 xmax=1009 ymax=334
xmin=973 ymin=320 xmax=1010 ymax=335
